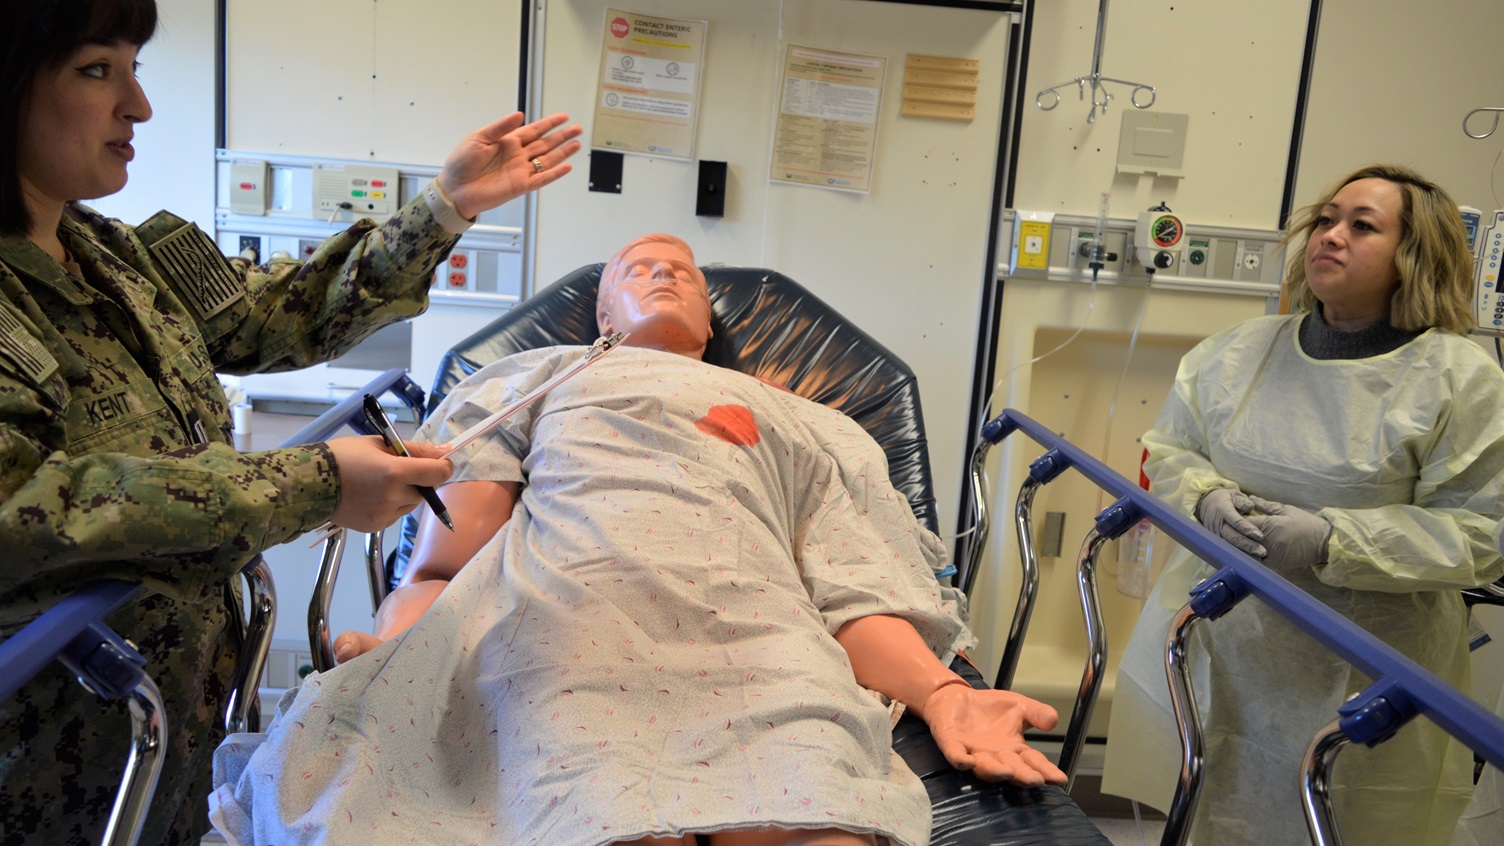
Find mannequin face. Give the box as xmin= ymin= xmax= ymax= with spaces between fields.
xmin=1303 ymin=177 xmax=1404 ymax=329
xmin=597 ymin=238 xmax=713 ymax=359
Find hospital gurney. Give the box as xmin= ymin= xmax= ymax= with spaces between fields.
xmin=961 ymin=407 xmax=1504 ymax=846
xmin=295 ymin=263 xmax=1111 ymax=845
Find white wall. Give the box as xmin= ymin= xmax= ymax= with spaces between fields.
xmin=89 ymin=0 xmax=217 ymax=228
xmin=224 ymin=0 xmax=525 ymax=163
xmin=1294 ymin=0 xmax=1504 ymax=214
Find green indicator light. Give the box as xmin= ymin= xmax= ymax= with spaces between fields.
xmin=351 ymin=190 xmax=366 ymax=198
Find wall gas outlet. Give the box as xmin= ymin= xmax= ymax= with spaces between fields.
xmin=1182 ymin=237 xmax=1212 ymax=278
xmin=238 ymin=235 xmax=261 ymax=260
xmin=1012 ymin=211 xmax=1054 ymax=272
xmin=1069 ymin=228 xmax=1126 ymax=275
xmin=1235 ymin=242 xmax=1266 ymax=282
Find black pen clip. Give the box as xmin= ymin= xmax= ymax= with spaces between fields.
xmin=361 ymin=394 xmax=407 ymax=455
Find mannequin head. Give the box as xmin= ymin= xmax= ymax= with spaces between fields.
xmin=596 ymin=233 xmax=713 ymax=359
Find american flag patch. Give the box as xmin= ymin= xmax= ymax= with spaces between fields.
xmin=0 ymin=307 xmax=58 ymax=385
xmin=147 ymin=221 xmax=244 ymax=319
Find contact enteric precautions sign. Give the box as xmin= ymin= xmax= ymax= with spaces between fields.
xmin=592 ymin=8 xmax=706 ymax=160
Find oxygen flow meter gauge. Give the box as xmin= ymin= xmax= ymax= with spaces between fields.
xmin=1135 ymin=203 xmax=1184 ymax=271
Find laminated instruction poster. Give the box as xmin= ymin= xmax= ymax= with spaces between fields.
xmin=770 ymin=45 xmax=887 ymax=193
xmin=592 ymin=9 xmax=707 ymax=159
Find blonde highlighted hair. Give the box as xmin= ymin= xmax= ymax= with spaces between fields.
xmin=1282 ymin=164 xmax=1474 ymax=334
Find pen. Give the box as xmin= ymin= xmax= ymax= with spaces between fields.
xmin=361 ymin=393 xmax=454 ymax=532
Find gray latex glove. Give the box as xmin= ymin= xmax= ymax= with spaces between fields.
xmin=1244 ymin=498 xmax=1333 ymax=571
xmin=1194 ymin=488 xmax=1268 ymax=557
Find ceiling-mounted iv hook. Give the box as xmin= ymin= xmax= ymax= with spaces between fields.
xmin=1037 ymin=77 xmax=1090 ymax=112
xmin=1033 ymin=0 xmax=1158 ymax=124
xmin=1464 ymin=107 xmax=1504 ymax=140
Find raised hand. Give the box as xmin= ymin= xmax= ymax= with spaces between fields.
xmin=435 ymin=112 xmax=584 ymax=220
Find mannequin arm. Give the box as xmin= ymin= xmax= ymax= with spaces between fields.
xmin=834 ymin=614 xmax=966 ymax=717
xmin=333 ymin=479 xmax=519 ymax=663
xmin=403 ymin=479 xmax=520 ymax=583
xmin=834 ymin=614 xmax=1066 ymax=785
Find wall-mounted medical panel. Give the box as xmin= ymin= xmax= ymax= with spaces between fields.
xmin=213 ymin=150 xmax=527 ymax=404
xmin=998 ymin=209 xmax=1285 ymax=297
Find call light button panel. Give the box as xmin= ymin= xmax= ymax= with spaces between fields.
xmin=313 ymin=163 xmax=399 ymax=223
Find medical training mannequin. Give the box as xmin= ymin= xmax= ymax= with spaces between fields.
xmin=316 ymin=233 xmax=1068 ymax=846
xmin=0 ymin=1 xmax=581 ymax=842
xmin=1100 ymin=165 xmax=1504 ymax=846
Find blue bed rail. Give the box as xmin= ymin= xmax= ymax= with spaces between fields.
xmin=980 ymin=408 xmax=1504 ymax=845
xmin=0 ymin=581 xmax=163 ymax=846
xmin=983 ymin=408 xmax=1504 ymax=767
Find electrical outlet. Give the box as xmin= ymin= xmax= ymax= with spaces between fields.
xmin=446 ymin=250 xmax=472 ymax=289
xmin=298 ymin=239 xmax=320 ymax=261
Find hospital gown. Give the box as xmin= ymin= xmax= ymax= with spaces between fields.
xmin=1102 ymin=314 xmax=1504 ymax=846
xmin=211 ymin=345 xmax=972 ymax=846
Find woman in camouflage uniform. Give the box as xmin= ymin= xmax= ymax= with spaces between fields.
xmin=0 ymin=1 xmax=580 ymax=843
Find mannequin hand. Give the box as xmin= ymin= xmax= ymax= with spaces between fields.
xmin=1246 ymin=501 xmax=1332 ymax=571
xmin=435 ymin=112 xmax=583 ymax=219
xmin=920 ymin=682 xmax=1067 ymax=786
xmin=1195 ymin=488 xmax=1268 ymax=557
xmin=326 ymin=436 xmax=453 ymax=533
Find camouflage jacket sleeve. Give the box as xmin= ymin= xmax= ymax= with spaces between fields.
xmin=0 ymin=361 xmax=339 ymax=610
xmin=179 ymin=194 xmax=458 ymax=374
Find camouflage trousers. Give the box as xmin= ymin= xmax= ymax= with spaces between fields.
xmin=0 ymin=588 xmax=243 ymax=846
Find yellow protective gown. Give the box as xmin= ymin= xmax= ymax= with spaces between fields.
xmin=1101 ymin=314 xmax=1504 ymax=846
xmin=1452 ymin=674 xmax=1504 ymax=846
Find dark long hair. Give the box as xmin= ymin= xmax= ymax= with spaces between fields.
xmin=0 ymin=0 xmax=157 ymax=235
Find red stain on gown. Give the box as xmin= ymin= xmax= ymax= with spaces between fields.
xmin=695 ymin=404 xmax=761 ymax=446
